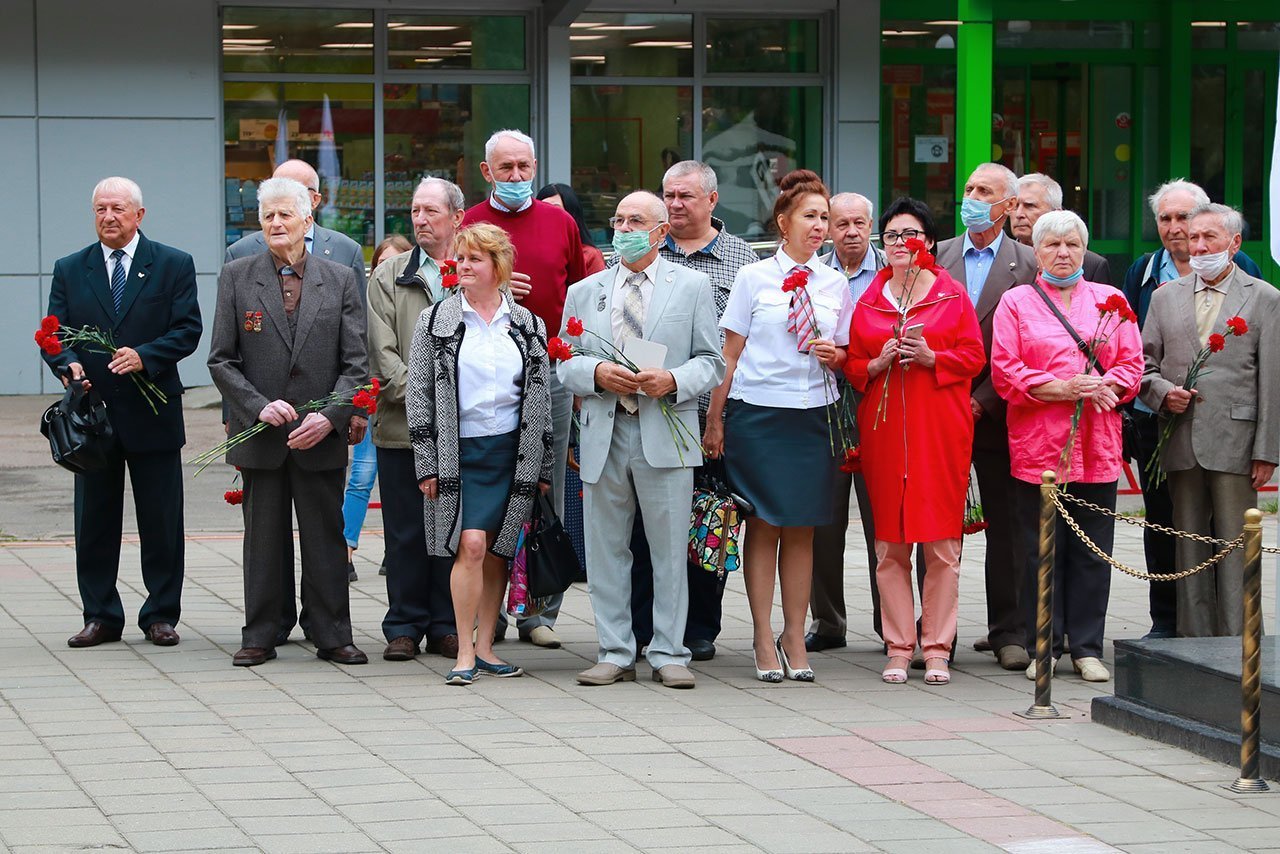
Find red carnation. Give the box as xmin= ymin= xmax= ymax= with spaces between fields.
xmin=1208 ymin=333 xmax=1226 ymax=353
xmin=838 ymin=446 xmax=862 ymax=474
xmin=34 ymin=329 xmax=48 ymax=345
xmin=41 ymin=315 xmax=60 ymax=334
xmin=781 ymin=270 xmax=809 ymax=293
xmin=224 ymin=489 xmax=244 ymax=506
xmin=566 ymin=316 xmax=584 ymax=337
xmin=547 ymin=337 xmax=574 ymax=361
xmin=41 ymin=337 xmax=62 ymax=356
xmin=1120 ymin=306 xmax=1138 ymax=324
xmin=904 ymin=237 xmax=926 ymax=254
xmin=441 ymin=259 xmax=457 ymax=273
xmin=352 ymin=390 xmax=377 ymax=415
xmin=963 ymin=520 xmax=989 ymax=535
xmin=442 ymin=273 xmax=459 ymax=289
xmin=1226 ymin=316 xmax=1248 ymax=336
xmin=914 ymin=250 xmax=936 ymax=270
xmin=369 ymin=377 xmax=381 ymax=397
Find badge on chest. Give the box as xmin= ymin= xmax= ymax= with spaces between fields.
xmin=244 ymin=310 xmax=263 ymax=333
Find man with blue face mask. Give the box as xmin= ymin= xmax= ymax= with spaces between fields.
xmin=935 ymin=162 xmax=1039 ymax=672
xmin=462 ymin=129 xmax=586 ymax=650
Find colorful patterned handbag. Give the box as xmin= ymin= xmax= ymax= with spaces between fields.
xmin=507 ymin=522 xmax=554 ymax=618
xmin=688 ymin=461 xmax=752 ymax=580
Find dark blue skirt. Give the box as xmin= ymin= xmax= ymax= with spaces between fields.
xmin=459 ymin=429 xmax=518 ymax=533
xmin=723 ymin=399 xmax=839 ymax=527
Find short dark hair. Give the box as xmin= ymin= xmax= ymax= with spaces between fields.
xmin=878 ymin=196 xmax=938 ymax=245
xmin=536 ymin=182 xmax=593 ymax=245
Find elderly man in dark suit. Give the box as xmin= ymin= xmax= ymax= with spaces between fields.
xmin=44 ymin=177 xmax=202 ymax=648
xmin=935 ymin=162 xmax=1039 ymax=671
xmin=1010 ymin=173 xmax=1112 ymax=284
xmin=209 ymin=177 xmax=369 ymax=667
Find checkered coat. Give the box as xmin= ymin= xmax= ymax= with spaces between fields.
xmin=406 ymin=292 xmax=554 ymax=559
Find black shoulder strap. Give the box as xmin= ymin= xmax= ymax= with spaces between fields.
xmin=1027 ymin=282 xmax=1104 ymax=375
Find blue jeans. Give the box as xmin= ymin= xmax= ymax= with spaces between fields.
xmin=342 ymin=428 xmax=378 ymax=549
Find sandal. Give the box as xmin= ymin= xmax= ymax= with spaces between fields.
xmin=924 ymin=658 xmax=950 ymax=685
xmin=882 ymin=656 xmax=910 ymax=684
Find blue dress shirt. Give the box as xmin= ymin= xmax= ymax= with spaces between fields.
xmin=962 ymin=229 xmax=1004 ymax=306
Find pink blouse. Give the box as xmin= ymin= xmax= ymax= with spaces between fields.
xmin=991 ymin=278 xmax=1144 ymax=484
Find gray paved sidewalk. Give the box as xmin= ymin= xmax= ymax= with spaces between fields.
xmin=3 ymin=513 xmax=1280 ymax=853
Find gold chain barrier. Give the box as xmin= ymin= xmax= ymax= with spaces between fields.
xmin=1024 ymin=471 xmax=1271 ymax=791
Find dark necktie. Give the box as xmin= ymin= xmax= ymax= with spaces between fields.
xmin=110 ymin=249 xmax=126 ymax=313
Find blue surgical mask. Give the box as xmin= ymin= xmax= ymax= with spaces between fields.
xmin=492 ymin=179 xmax=533 ymax=210
xmin=1040 ymin=267 xmax=1084 ymax=288
xmin=612 ymin=226 xmax=660 ymax=265
xmin=960 ymin=196 xmax=1009 ymax=233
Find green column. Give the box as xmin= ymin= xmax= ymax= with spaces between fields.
xmin=1164 ymin=0 xmax=1192 ymax=179
xmin=956 ymin=0 xmax=994 ymax=232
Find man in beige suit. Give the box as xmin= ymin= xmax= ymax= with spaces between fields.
xmin=1140 ymin=203 xmax=1279 ymax=637
xmin=935 ymin=162 xmax=1039 ymax=670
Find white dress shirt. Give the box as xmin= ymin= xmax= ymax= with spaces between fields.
xmin=610 ymin=256 xmax=659 ymax=343
xmin=720 ymin=247 xmax=854 ymax=409
xmin=457 ymin=291 xmax=525 ymax=439
xmin=100 ymin=231 xmax=142 ymax=286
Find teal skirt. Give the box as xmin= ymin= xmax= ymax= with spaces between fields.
xmin=458 ymin=430 xmax=518 ymax=533
xmin=723 ymin=399 xmax=839 ymax=527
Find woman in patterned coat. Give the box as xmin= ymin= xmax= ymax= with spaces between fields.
xmin=407 ymin=223 xmax=554 ymax=685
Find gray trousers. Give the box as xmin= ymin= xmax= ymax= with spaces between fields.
xmin=810 ymin=469 xmax=878 ymax=638
xmin=584 ymin=413 xmax=693 ymax=669
xmin=1170 ymin=465 xmax=1255 ymax=637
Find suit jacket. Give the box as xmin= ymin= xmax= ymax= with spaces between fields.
xmin=558 ymin=257 xmax=725 ymax=483
xmin=1139 ymin=268 xmax=1280 ymax=475
xmin=44 ymin=233 xmax=202 ymax=453
xmin=1082 ymin=250 xmax=1112 ymax=286
xmin=226 ymin=224 xmax=366 ymax=295
xmin=935 ymin=233 xmax=1039 ymax=449
xmin=207 ymin=251 xmax=368 ymax=471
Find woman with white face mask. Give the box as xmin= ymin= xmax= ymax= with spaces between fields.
xmin=990 ymin=210 xmax=1145 ymax=684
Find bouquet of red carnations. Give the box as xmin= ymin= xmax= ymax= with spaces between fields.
xmin=33 ymin=315 xmax=169 ymax=414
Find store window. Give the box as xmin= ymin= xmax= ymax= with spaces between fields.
xmin=707 ymin=19 xmax=819 ymax=74
xmin=1237 ymin=21 xmax=1280 ymax=51
xmin=569 ymin=14 xmax=692 ymax=78
xmin=881 ymin=64 xmax=957 ymax=238
xmin=1190 ymin=65 xmax=1227 ymax=205
xmin=881 ymin=20 xmax=957 ymax=50
xmin=386 ymin=15 xmax=526 ymax=71
xmin=222 ymin=7 xmax=373 ymax=74
xmin=995 ymin=20 xmax=1131 ymax=50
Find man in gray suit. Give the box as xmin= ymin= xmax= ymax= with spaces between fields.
xmin=226 ymin=158 xmax=368 ymax=641
xmin=560 ymin=191 xmax=725 ymax=689
xmin=1140 ymin=202 xmax=1279 ymax=637
xmin=935 ymin=162 xmax=1039 ymax=670
xmin=1010 ymin=173 xmax=1112 ymax=284
xmin=209 ymin=177 xmax=370 ymax=667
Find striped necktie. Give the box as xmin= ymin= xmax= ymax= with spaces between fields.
xmin=618 ymin=271 xmax=646 ymax=413
xmin=785 ymin=265 xmax=815 ymax=353
xmin=110 ymin=249 xmax=126 ymax=313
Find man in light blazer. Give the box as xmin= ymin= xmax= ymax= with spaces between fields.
xmin=935 ymin=162 xmax=1039 ymax=670
xmin=1140 ymin=203 xmax=1279 ymax=637
xmin=560 ymin=191 xmax=725 ymax=689
xmin=208 ymin=177 xmax=370 ymax=667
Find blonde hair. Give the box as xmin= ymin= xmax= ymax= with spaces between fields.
xmin=453 ymin=223 xmax=515 ymax=292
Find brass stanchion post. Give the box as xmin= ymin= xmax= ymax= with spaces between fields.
xmin=1021 ymin=471 xmax=1062 ymax=719
xmin=1229 ymin=508 xmax=1269 ymax=793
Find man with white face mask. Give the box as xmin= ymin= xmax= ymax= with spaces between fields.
xmin=1140 ymin=203 xmax=1280 ymax=638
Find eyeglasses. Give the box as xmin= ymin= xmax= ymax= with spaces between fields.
xmin=608 ymin=215 xmax=655 ymax=229
xmin=878 ymin=229 xmax=924 ymax=245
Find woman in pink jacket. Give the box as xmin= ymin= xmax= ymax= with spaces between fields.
xmin=991 ymin=210 xmax=1144 ymax=684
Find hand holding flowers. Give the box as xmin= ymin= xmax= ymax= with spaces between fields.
xmin=33 ymin=315 xmax=168 ymax=413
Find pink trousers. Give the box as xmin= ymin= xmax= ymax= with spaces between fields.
xmin=875 ymin=538 xmax=961 ymax=660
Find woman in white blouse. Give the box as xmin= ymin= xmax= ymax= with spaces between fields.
xmin=704 ymin=169 xmax=853 ymax=683
xmin=407 ymin=223 xmax=554 ymax=686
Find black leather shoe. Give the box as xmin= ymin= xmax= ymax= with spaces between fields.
xmin=317 ymin=644 xmax=368 ymax=665
xmin=144 ymin=623 xmax=180 ymax=646
xmin=347 ymin=561 xmax=358 ymax=583
xmin=233 ymin=646 xmax=276 ymax=667
xmin=687 ymin=639 xmax=716 ymax=661
xmin=804 ymin=631 xmax=847 ymax=652
xmin=68 ymin=622 xmax=123 ymax=648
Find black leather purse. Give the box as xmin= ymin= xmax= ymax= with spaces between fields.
xmin=40 ymin=371 xmax=115 ymax=473
xmin=525 ymin=492 xmax=581 ymax=598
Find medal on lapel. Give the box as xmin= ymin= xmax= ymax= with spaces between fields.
xmin=244 ymin=310 xmax=263 ymax=332
xmin=597 ymin=292 xmax=607 ymax=312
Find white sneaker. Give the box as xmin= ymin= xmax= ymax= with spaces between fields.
xmin=1073 ymin=657 xmax=1110 ymax=682
xmin=1025 ymin=658 xmax=1057 ymax=681
xmin=525 ymin=626 xmax=561 ymax=649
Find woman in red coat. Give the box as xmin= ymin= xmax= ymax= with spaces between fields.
xmin=845 ymin=197 xmax=985 ymax=685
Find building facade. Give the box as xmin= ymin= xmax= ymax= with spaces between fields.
xmin=3 ymin=0 xmax=1276 ymax=393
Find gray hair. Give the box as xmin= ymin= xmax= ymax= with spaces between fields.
xmin=622 ymin=190 xmax=669 ymax=224
xmin=1031 ymin=209 xmax=1089 ymax=249
xmin=1148 ymin=179 xmax=1209 ymax=216
xmin=484 ymin=129 xmax=536 ymax=163
xmin=91 ymin=176 xmax=143 ymax=209
xmin=415 ymin=176 xmax=465 ymax=213
xmin=1017 ymin=173 xmax=1063 ymax=210
xmin=257 ymin=177 xmax=312 ymax=221
xmin=663 ymin=160 xmax=718 ymax=196
xmin=1188 ymin=202 xmax=1243 ymax=237
xmin=829 ymin=192 xmax=874 ymax=220
xmin=969 ymin=162 xmax=1018 ymax=198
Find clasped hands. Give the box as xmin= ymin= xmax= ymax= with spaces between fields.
xmin=594 ymin=362 xmax=676 ymax=398
xmin=258 ymin=400 xmax=334 ymax=450
xmin=869 ymin=334 xmax=935 ymax=375
xmin=1065 ymin=374 xmax=1121 ymax=413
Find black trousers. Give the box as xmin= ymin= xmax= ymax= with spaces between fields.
xmin=810 ymin=469 xmax=881 ymax=638
xmin=1130 ymin=410 xmax=1177 ymax=634
xmin=630 ymin=508 xmax=721 ymax=647
xmin=377 ymin=447 xmax=456 ymax=644
xmin=73 ymin=441 xmax=184 ymax=631
xmin=241 ymin=459 xmax=351 ymax=650
xmin=974 ymin=446 xmax=1026 ymax=650
xmin=1015 ymin=478 xmax=1115 ymax=660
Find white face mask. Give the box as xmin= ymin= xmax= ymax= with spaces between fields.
xmin=1189 ymin=250 xmax=1231 ymax=280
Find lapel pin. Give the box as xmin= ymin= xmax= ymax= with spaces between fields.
xmin=324 ymin=248 xmax=331 ymax=255
xmin=597 ymin=293 xmax=607 ymax=312
xmin=138 ymin=271 xmax=146 ymax=278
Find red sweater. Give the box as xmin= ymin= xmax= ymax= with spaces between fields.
xmin=461 ymin=198 xmax=586 ymax=336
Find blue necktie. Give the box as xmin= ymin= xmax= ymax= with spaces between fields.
xmin=110 ymin=249 xmax=126 ymax=313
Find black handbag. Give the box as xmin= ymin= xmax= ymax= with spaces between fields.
xmin=40 ymin=372 xmax=115 ymax=473
xmin=525 ymin=492 xmax=581 ymax=598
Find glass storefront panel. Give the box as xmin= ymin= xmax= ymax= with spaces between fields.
xmin=1237 ymin=21 xmax=1280 ymax=50
xmin=568 ymin=14 xmax=692 ymax=78
xmin=993 ymin=66 xmax=1085 ymax=215
xmin=223 ymin=82 xmax=375 ymax=254
xmin=1190 ymin=65 xmax=1227 ymax=203
xmin=706 ymin=19 xmax=819 ymax=74
xmin=882 ymin=64 xmax=957 ymax=238
xmin=881 ymin=20 xmax=956 ymax=50
xmin=386 ymin=15 xmax=525 ymax=71
xmin=1242 ymin=67 xmax=1267 ymax=238
xmin=1140 ymin=66 xmax=1162 ymax=243
xmin=383 ymin=84 xmax=530 ymax=238
xmin=995 ymin=20 xmax=1131 ymax=50
xmin=703 ymin=86 xmax=823 ymax=240
xmin=1088 ymin=66 xmax=1132 ymax=241
xmin=570 ymin=85 xmax=693 ymax=245
xmin=1190 ymin=21 xmax=1227 ymax=50
xmin=222 ymin=7 xmax=373 ymax=75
